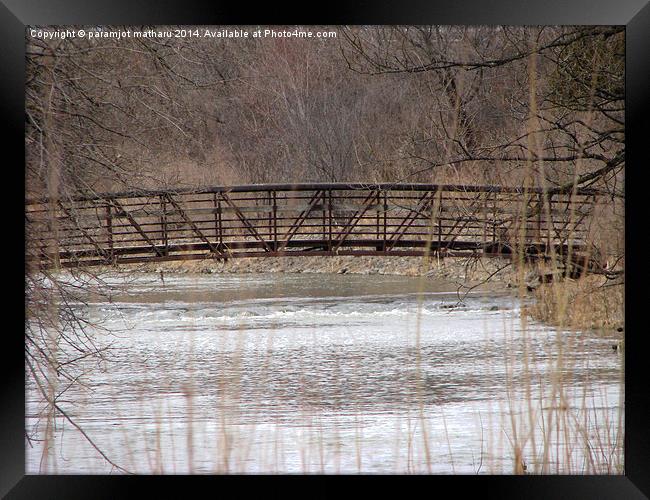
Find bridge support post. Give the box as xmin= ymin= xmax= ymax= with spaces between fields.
xmin=437 ymin=203 xmax=443 ymax=254
xmin=383 ymin=190 xmax=387 ymax=246
xmin=327 ymin=189 xmax=333 ymax=251
xmin=492 ymin=190 xmax=497 ymax=247
xmin=272 ymin=190 xmax=278 ymax=251
xmin=213 ymin=193 xmax=219 ymax=247
xmin=105 ymin=203 xmax=114 ymax=262
xmin=160 ymin=195 xmax=168 ymax=256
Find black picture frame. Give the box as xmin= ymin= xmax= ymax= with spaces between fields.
xmin=3 ymin=1 xmax=648 ymax=498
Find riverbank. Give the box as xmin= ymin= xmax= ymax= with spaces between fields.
xmin=96 ymin=255 xmax=517 ymax=290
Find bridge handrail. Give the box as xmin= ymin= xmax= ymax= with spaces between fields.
xmin=26 ymin=182 xmax=600 ymax=205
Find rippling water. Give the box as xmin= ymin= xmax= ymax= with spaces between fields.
xmin=26 ymin=272 xmax=624 ymax=474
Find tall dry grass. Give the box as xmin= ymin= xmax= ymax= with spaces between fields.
xmin=527 ymin=275 xmax=624 ymax=332
xmin=497 ymin=43 xmax=624 ymax=475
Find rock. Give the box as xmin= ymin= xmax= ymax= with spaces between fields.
xmin=338 ymin=267 xmax=348 ymax=274
xmin=440 ymin=302 xmax=466 ymax=309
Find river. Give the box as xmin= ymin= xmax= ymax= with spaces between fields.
xmin=26 ymin=272 xmax=624 ymax=474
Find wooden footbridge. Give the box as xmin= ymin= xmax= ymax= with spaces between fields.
xmin=26 ymin=183 xmax=601 ymax=270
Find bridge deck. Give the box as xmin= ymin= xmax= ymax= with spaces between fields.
xmin=26 ymin=183 xmax=599 ymax=269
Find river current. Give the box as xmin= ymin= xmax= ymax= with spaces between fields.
xmin=26 ymin=272 xmax=623 ymax=474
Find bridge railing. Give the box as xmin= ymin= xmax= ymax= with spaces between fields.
xmin=25 ymin=183 xmax=598 ymax=268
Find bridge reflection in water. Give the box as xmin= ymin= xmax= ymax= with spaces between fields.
xmin=26 ymin=183 xmax=599 ymax=269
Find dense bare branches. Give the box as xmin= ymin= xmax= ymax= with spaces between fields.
xmin=340 ymin=26 xmax=624 ymax=192
xmin=26 ymin=26 xmax=624 ymax=193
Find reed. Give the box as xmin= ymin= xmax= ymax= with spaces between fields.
xmin=491 ymin=42 xmax=624 ymax=474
